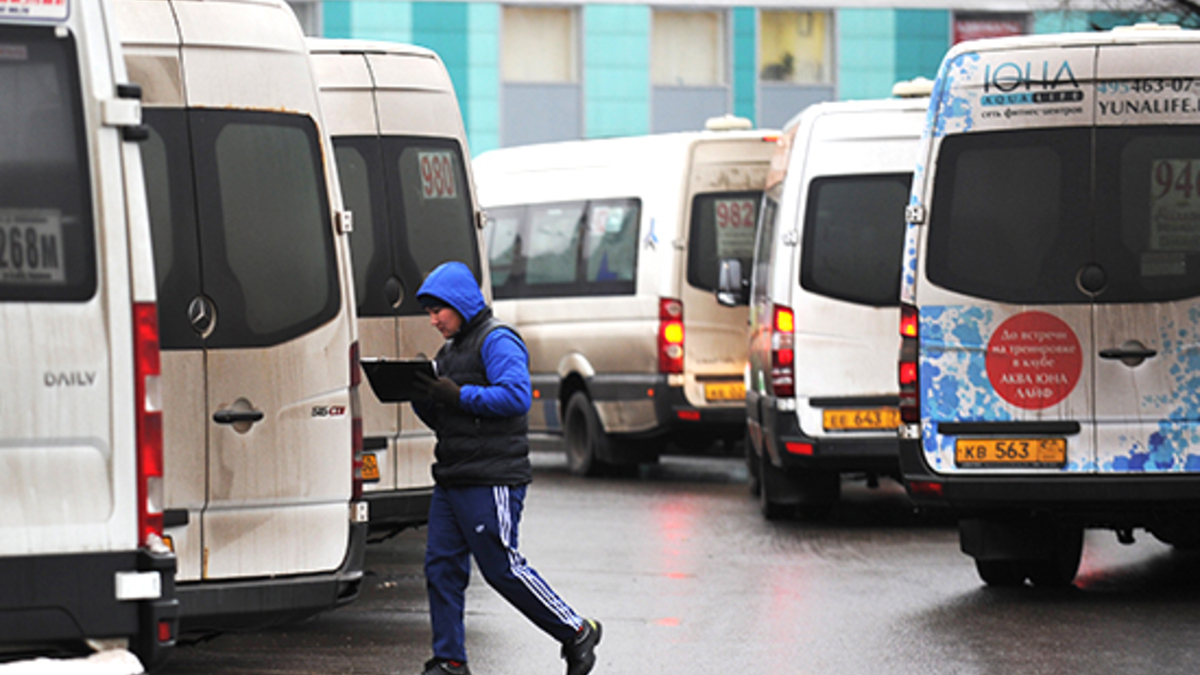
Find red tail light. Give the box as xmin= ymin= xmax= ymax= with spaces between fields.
xmin=658 ymin=298 xmax=684 ymax=374
xmin=899 ymin=303 xmax=919 ymax=424
xmin=350 ymin=341 xmax=363 ymax=501
xmin=771 ymin=304 xmax=795 ymax=398
xmin=133 ymin=303 xmax=163 ymax=547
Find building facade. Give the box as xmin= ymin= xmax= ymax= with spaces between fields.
xmin=285 ymin=0 xmax=1158 ymax=153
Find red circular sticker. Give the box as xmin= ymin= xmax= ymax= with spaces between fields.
xmin=986 ymin=311 xmax=1083 ymax=410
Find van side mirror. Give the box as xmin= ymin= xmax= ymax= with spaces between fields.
xmin=717 ymin=258 xmax=749 ymax=307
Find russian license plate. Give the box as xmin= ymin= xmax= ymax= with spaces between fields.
xmin=955 ymin=438 xmax=1067 ymax=468
xmin=704 ymin=382 xmax=745 ymax=402
xmin=822 ymin=407 xmax=900 ymax=431
xmin=361 ymin=452 xmax=380 ymax=482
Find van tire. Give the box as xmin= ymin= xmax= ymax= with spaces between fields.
xmin=974 ymin=559 xmax=1027 ymax=587
xmin=564 ymin=392 xmax=610 ymax=477
xmin=1026 ymin=527 xmax=1084 ymax=588
xmin=795 ymin=469 xmax=839 ymax=520
xmin=758 ymin=453 xmax=793 ymax=520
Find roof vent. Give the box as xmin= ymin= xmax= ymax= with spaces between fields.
xmin=892 ymin=77 xmax=934 ymax=98
xmin=705 ymin=114 xmax=753 ymax=131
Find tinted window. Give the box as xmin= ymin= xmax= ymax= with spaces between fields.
xmin=800 ymin=174 xmax=910 ymax=307
xmin=191 ymin=110 xmax=341 ymax=348
xmin=688 ymin=191 xmax=761 ymax=292
xmin=926 ymin=129 xmax=1092 ymax=304
xmin=751 ymin=194 xmax=777 ymax=309
xmin=0 ymin=27 xmax=94 ymax=302
xmin=1095 ymin=126 xmax=1200 ymax=302
xmin=387 ymin=138 xmax=481 ymax=315
xmin=333 ymin=139 xmax=390 ymax=314
xmin=487 ymin=198 xmax=640 ymax=300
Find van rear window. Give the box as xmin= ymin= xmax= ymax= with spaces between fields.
xmin=687 ymin=191 xmax=761 ymax=293
xmin=486 ymin=198 xmax=640 ymax=299
xmin=800 ymin=174 xmax=910 ymax=307
xmin=0 ymin=26 xmax=94 ymax=302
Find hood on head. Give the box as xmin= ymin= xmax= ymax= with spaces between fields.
xmin=417 ymin=261 xmax=486 ymax=323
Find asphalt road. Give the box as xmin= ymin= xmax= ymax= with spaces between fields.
xmin=158 ymin=450 xmax=1200 ymax=675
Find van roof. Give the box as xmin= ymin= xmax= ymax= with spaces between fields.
xmin=780 ymin=96 xmax=930 ymax=136
xmin=946 ymin=24 xmax=1200 ymax=60
xmin=307 ymin=37 xmax=438 ymax=60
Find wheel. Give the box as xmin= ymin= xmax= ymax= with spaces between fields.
xmin=794 ymin=469 xmax=839 ymax=521
xmin=758 ymin=451 xmax=792 ymax=520
xmin=746 ymin=435 xmax=762 ymax=497
xmin=563 ymin=391 xmax=610 ymax=477
xmin=975 ymin=559 xmax=1027 ymax=587
xmin=1027 ymin=526 xmax=1084 ymax=588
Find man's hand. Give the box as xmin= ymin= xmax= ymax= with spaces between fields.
xmin=428 ymin=376 xmax=462 ymax=408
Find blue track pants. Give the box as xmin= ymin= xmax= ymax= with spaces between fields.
xmin=425 ymin=484 xmax=583 ymax=663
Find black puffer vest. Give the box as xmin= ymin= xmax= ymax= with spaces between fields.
xmin=431 ymin=308 xmax=532 ymax=487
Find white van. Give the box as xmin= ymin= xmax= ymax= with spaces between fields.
xmin=474 ymin=124 xmax=777 ymax=475
xmin=115 ymin=0 xmax=366 ymax=630
xmin=747 ymin=86 xmax=929 ymax=519
xmin=308 ymin=38 xmax=486 ymax=540
xmin=900 ymin=25 xmax=1200 ymax=586
xmin=0 ymin=0 xmax=176 ymax=666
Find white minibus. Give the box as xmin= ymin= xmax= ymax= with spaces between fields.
xmin=748 ymin=84 xmax=930 ymax=519
xmin=474 ymin=122 xmax=777 ymax=474
xmin=115 ymin=0 xmax=366 ymax=630
xmin=309 ymin=38 xmax=487 ymax=540
xmin=0 ymin=0 xmax=176 ymax=666
xmin=901 ymin=25 xmax=1200 ymax=586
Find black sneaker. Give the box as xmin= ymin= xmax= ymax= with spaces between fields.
xmin=561 ymin=618 xmax=602 ymax=675
xmin=421 ymin=658 xmax=471 ymax=675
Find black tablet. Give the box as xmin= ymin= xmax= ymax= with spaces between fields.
xmin=360 ymin=358 xmax=437 ymax=403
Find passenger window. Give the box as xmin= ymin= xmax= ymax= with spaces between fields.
xmin=333 ymin=141 xmax=388 ymax=314
xmin=688 ymin=191 xmax=761 ymax=292
xmin=927 ymin=129 xmax=1092 ymax=304
xmin=1096 ymin=126 xmax=1200 ymax=302
xmin=192 ymin=110 xmax=341 ymax=348
xmin=486 ymin=207 xmax=523 ymax=293
xmin=751 ymin=194 xmax=778 ymax=309
xmin=800 ymin=174 xmax=910 ymax=307
xmin=584 ymin=202 xmax=637 ymax=283
xmin=391 ymin=139 xmax=481 ymax=314
xmin=0 ymin=26 xmax=94 ymax=302
xmin=527 ymin=203 xmax=585 ymax=285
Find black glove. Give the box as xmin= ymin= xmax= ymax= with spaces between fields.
xmin=428 ymin=376 xmax=461 ymax=408
xmin=413 ymin=369 xmax=437 ymax=400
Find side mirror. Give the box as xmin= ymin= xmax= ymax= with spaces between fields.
xmin=717 ymin=258 xmax=749 ymax=307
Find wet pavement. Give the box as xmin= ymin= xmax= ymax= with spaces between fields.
xmin=156 ymin=450 xmax=1200 ymax=675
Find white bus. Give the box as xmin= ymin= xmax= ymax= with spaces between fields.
xmin=474 ymin=122 xmax=777 ymax=474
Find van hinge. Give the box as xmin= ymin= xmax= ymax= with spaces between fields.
xmin=782 ymin=230 xmax=799 ymax=246
xmin=336 ymin=210 xmax=354 ymax=234
xmin=905 ymin=204 xmax=926 ymax=225
xmin=105 ymin=83 xmax=149 ymax=142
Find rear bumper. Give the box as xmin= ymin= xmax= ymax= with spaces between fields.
xmin=901 ymin=438 xmax=1200 ymax=523
xmin=365 ymin=487 xmax=433 ymax=538
xmin=755 ymin=395 xmax=899 ymax=474
xmin=0 ymin=548 xmax=177 ymax=667
xmin=178 ymin=521 xmax=367 ymax=634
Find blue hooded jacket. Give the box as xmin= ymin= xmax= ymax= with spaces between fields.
xmin=414 ymin=261 xmax=531 ymax=419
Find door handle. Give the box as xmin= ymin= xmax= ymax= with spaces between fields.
xmin=1098 ymin=347 xmax=1157 ymax=360
xmin=213 ymin=409 xmax=265 ymax=424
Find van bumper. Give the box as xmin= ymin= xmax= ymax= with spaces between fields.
xmin=0 ymin=549 xmax=177 ymax=668
xmin=764 ymin=405 xmax=899 ymax=474
xmin=177 ymin=521 xmax=367 ymax=634
xmin=901 ymin=438 xmax=1200 ymax=521
xmin=365 ymin=487 xmax=433 ymax=539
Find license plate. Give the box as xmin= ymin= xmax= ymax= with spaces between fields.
xmin=955 ymin=438 xmax=1067 ymax=468
xmin=704 ymin=382 xmax=745 ymax=402
xmin=822 ymin=407 xmax=900 ymax=431
xmin=361 ymin=452 xmax=380 ymax=482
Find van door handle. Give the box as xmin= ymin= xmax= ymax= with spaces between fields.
xmin=213 ymin=409 xmax=265 ymax=424
xmin=1099 ymin=347 xmax=1157 ymax=360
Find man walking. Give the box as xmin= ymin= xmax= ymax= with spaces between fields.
xmin=411 ymin=261 xmax=601 ymax=675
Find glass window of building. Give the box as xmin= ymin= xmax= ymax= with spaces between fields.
xmin=759 ymin=11 xmax=832 ymax=84
xmin=652 ymin=10 xmax=725 ymax=86
xmin=503 ymin=6 xmax=578 ymax=83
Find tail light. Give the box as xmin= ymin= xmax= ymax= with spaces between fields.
xmin=658 ymin=298 xmax=684 ymax=374
xmin=133 ymin=303 xmax=163 ymax=547
xmin=350 ymin=341 xmax=364 ymax=501
xmin=771 ymin=304 xmax=795 ymax=398
xmin=899 ymin=303 xmax=919 ymax=424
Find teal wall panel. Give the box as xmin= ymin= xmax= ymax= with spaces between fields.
xmin=413 ymin=3 xmax=471 ymax=134
xmin=466 ymin=3 xmax=500 ymax=155
xmin=323 ymin=1 xmax=412 ymax=42
xmin=732 ymin=7 xmax=756 ymax=124
xmin=584 ymin=4 xmax=650 ymax=138
xmin=838 ymin=8 xmax=896 ymax=101
xmin=895 ymin=9 xmax=949 ymax=84
xmin=1033 ymin=11 xmax=1091 ymax=34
